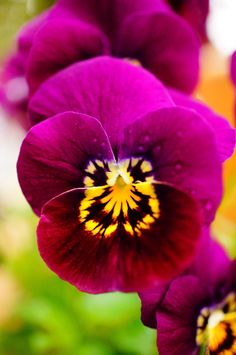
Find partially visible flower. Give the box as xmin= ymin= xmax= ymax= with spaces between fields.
xmin=167 ymin=0 xmax=209 ymax=42
xmin=1 ymin=0 xmax=200 ymax=126
xmin=140 ymin=234 xmax=236 ymax=355
xmin=17 ymin=57 xmax=223 ymax=293
xmin=0 ymin=11 xmax=48 ymax=128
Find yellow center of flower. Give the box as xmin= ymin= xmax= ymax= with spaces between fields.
xmin=79 ymin=158 xmax=160 ymax=238
xmin=196 ymin=293 xmax=236 ymax=354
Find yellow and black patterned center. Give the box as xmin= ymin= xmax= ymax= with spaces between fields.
xmin=196 ymin=293 xmax=236 ymax=354
xmin=79 ymin=157 xmax=160 ymax=238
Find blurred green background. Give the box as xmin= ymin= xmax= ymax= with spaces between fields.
xmin=0 ymin=1 xmax=157 ymax=354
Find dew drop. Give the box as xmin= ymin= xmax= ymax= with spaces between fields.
xmin=138 ymin=145 xmax=144 ymax=152
xmin=205 ymin=201 xmax=213 ymax=211
xmin=177 ymin=130 xmax=183 ymax=137
xmin=143 ymin=135 xmax=151 ymax=143
xmin=154 ymin=144 xmax=161 ymax=154
xmin=92 ymin=137 xmax=98 ymax=144
xmin=175 ymin=163 xmax=182 ymax=171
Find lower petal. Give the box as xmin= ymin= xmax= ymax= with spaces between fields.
xmin=37 ymin=182 xmax=201 ymax=293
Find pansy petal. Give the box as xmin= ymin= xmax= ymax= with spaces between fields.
xmin=27 ymin=19 xmax=110 ymax=93
xmin=117 ymin=10 xmax=199 ymax=93
xmin=120 ymin=107 xmax=222 ymax=223
xmin=168 ymin=0 xmax=209 ymax=42
xmin=169 ymin=88 xmax=236 ymax=162
xmin=37 ymin=182 xmax=201 ymax=293
xmin=17 ymin=112 xmax=114 ymax=215
xmin=140 ymin=230 xmax=231 ymax=329
xmin=157 ymin=276 xmax=206 ymax=355
xmin=29 ymin=56 xmax=173 ymax=144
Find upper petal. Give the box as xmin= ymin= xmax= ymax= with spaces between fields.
xmin=117 ymin=9 xmax=200 ymax=93
xmin=29 ymin=56 xmax=173 ymax=148
xmin=27 ymin=19 xmax=110 ymax=93
xmin=37 ymin=182 xmax=201 ymax=293
xmin=119 ymin=106 xmax=222 ymax=224
xmin=17 ymin=111 xmax=114 ymax=215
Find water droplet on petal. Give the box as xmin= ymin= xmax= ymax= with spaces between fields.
xmin=177 ymin=130 xmax=183 ymax=137
xmin=143 ymin=135 xmax=151 ymax=143
xmin=138 ymin=145 xmax=144 ymax=152
xmin=93 ymin=138 xmax=98 ymax=144
xmin=205 ymin=201 xmax=213 ymax=211
xmin=154 ymin=144 xmax=161 ymax=154
xmin=175 ymin=163 xmax=182 ymax=171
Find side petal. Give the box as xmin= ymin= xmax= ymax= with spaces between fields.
xmin=17 ymin=111 xmax=114 ymax=215
xmin=117 ymin=10 xmax=199 ymax=93
xmin=27 ymin=19 xmax=110 ymax=93
xmin=119 ymin=107 xmax=222 ymax=223
xmin=169 ymin=88 xmax=236 ymax=162
xmin=37 ymin=183 xmax=201 ymax=293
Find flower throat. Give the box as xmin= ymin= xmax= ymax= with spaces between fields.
xmin=78 ymin=157 xmax=160 ymax=238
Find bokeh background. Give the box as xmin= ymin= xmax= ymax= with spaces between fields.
xmin=0 ymin=0 xmax=236 ymax=354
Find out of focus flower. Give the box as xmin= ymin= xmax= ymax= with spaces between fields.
xmin=230 ymin=51 xmax=236 ymax=118
xmin=16 ymin=57 xmax=225 ymax=293
xmin=1 ymin=0 xmax=200 ymax=126
xmin=167 ymin=0 xmax=209 ymax=42
xmin=140 ymin=234 xmax=236 ymax=354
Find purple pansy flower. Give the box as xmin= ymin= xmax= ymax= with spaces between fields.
xmin=167 ymin=0 xmax=209 ymax=42
xmin=2 ymin=0 xmax=200 ymax=125
xmin=140 ymin=234 xmax=236 ymax=355
xmin=16 ymin=57 xmax=225 ymax=293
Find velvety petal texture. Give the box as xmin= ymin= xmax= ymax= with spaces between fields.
xmin=120 ymin=107 xmax=222 ymax=223
xmin=29 ymin=57 xmax=173 ymax=136
xmin=17 ymin=112 xmax=114 ymax=215
xmin=37 ymin=183 xmax=201 ymax=293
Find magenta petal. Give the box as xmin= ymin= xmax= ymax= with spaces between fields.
xmin=29 ymin=57 xmax=173 ymax=144
xmin=168 ymin=0 xmax=209 ymax=42
xmin=37 ymin=183 xmax=201 ymax=293
xmin=27 ymin=19 xmax=110 ymax=93
xmin=17 ymin=112 xmax=114 ymax=215
xmin=169 ymin=88 xmax=236 ymax=162
xmin=120 ymin=107 xmax=222 ymax=223
xmin=157 ymin=276 xmax=205 ymax=355
xmin=118 ymin=10 xmax=199 ymax=93
xmin=140 ymin=231 xmax=231 ymax=330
